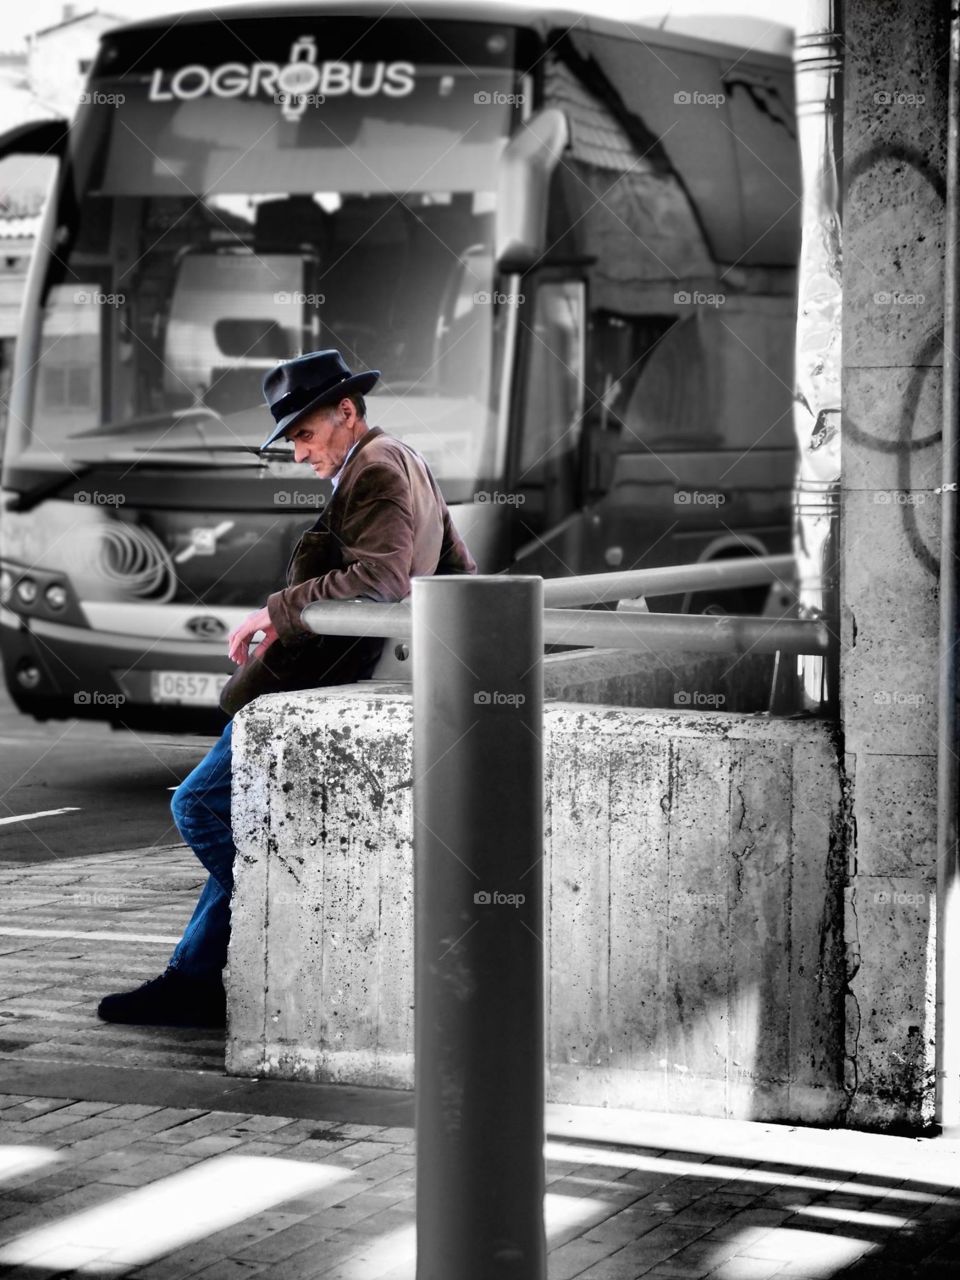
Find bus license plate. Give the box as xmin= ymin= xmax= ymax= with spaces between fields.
xmin=150 ymin=671 xmax=230 ymax=706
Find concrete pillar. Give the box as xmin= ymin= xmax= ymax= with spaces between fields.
xmin=841 ymin=0 xmax=948 ymax=1127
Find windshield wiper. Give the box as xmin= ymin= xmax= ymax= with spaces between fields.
xmin=5 ymin=446 xmax=286 ymax=513
xmin=6 ymin=402 xmax=295 ymax=511
xmin=4 ymin=461 xmax=100 ymax=513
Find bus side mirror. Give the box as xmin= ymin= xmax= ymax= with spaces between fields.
xmin=495 ymin=108 xmax=569 ymax=274
xmin=0 ymin=119 xmax=68 ymax=160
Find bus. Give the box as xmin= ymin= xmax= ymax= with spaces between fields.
xmin=0 ymin=1 xmax=800 ymax=731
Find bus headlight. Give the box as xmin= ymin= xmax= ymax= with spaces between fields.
xmin=15 ymin=577 xmax=38 ymax=606
xmin=1 ymin=565 xmax=83 ymax=622
xmin=14 ymin=660 xmax=42 ymax=690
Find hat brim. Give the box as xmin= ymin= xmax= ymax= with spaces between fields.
xmin=259 ymin=369 xmax=380 ymax=450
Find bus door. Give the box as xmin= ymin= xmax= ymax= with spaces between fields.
xmin=507 ymin=276 xmax=586 ymax=576
xmin=585 ymin=301 xmax=797 ymax=611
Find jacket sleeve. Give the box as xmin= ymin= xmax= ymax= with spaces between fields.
xmin=266 ymin=460 xmax=416 ymax=643
xmin=437 ymin=506 xmax=478 ymax=575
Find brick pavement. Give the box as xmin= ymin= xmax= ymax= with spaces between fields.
xmin=0 ymin=1091 xmax=958 ymax=1278
xmin=0 ymin=847 xmax=218 ymax=1074
xmin=0 ymin=850 xmax=958 ymax=1278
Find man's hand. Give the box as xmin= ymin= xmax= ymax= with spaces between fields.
xmin=228 ymin=606 xmax=279 ymax=666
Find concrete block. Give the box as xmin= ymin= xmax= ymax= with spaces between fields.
xmin=228 ymin=689 xmax=847 ymax=1123
xmin=841 ymin=632 xmax=937 ymax=758
xmin=842 ymin=1 xmax=947 ymax=371
xmin=541 ymin=648 xmax=775 ymax=715
xmin=840 ymin=478 xmax=938 ymax=762
xmin=230 ymin=687 xmax=415 ymax=1087
xmin=841 ymin=489 xmax=940 ymax=639
xmin=842 ymin=366 xmax=942 ymax=495
xmin=852 ymin=752 xmax=937 ymax=876
xmin=844 ymin=875 xmax=936 ymax=1129
xmin=788 ymin=732 xmax=847 ymax=1117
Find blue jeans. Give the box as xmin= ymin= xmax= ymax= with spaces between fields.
xmin=167 ymin=720 xmax=235 ymax=983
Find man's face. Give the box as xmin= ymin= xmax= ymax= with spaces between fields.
xmin=284 ymin=399 xmax=357 ymax=477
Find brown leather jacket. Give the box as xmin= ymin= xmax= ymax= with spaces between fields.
xmin=220 ymin=426 xmax=476 ymax=717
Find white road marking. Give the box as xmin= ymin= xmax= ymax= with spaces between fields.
xmin=0 ymin=735 xmax=211 ymax=748
xmin=0 ymin=808 xmax=81 ymax=827
xmin=0 ymin=927 xmax=180 ymax=944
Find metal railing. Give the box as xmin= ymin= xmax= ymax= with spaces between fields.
xmin=540 ymin=553 xmax=795 ymax=607
xmin=300 ymin=555 xmax=830 ymax=658
xmin=301 ymin=598 xmax=829 ymax=657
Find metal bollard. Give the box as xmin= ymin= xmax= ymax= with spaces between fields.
xmin=412 ymin=575 xmax=546 ymax=1280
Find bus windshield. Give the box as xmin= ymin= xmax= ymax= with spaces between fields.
xmin=13 ymin=21 xmax=521 ymax=485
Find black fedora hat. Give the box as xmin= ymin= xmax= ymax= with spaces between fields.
xmin=260 ymin=349 xmax=380 ymax=450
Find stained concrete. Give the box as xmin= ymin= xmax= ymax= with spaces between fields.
xmin=227 ymin=687 xmax=846 ymax=1124
xmin=840 ymin=0 xmax=948 ymax=1128
xmin=539 ymin=647 xmax=776 ymax=714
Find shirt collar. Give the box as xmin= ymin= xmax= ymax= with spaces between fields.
xmin=329 ymin=436 xmax=363 ymax=492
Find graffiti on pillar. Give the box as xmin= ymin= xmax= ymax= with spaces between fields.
xmin=844 ymin=142 xmax=945 ymax=577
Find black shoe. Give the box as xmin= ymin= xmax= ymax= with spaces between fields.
xmin=97 ymin=969 xmax=226 ymax=1028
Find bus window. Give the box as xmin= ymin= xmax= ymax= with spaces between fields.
xmin=590 ymin=312 xmax=678 ymax=435
xmin=516 ymin=280 xmax=585 ymax=523
xmin=620 ymin=307 xmax=794 ymax=452
xmin=163 ymin=252 xmax=305 ymax=409
xmin=36 ymin=285 xmax=102 ymax=437
xmin=436 ymin=243 xmax=495 ymax=395
xmin=9 ymin=53 xmax=516 ymax=487
xmin=621 ymin=313 xmax=722 ymax=450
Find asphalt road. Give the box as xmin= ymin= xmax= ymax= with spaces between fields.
xmin=0 ymin=682 xmax=216 ymax=863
